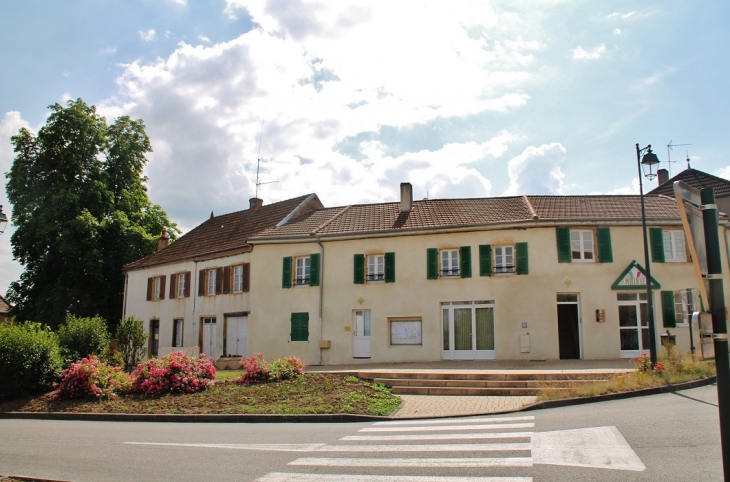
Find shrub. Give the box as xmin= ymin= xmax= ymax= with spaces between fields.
xmin=57 ymin=315 xmax=110 ymax=367
xmin=53 ymin=357 xmax=131 ymax=400
xmin=116 ymin=316 xmax=146 ymax=372
xmin=237 ymin=354 xmax=306 ymax=384
xmin=0 ymin=321 xmax=63 ymax=399
xmin=131 ymin=351 xmax=216 ymax=397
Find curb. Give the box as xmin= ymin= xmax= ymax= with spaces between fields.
xmin=520 ymin=376 xmax=717 ymax=412
xmin=0 ymin=411 xmax=388 ymax=423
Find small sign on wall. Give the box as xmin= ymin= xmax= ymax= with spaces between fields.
xmin=595 ymin=309 xmax=606 ymax=323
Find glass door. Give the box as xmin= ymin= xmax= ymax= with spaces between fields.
xmin=442 ymin=301 xmax=495 ymax=360
xmin=618 ymin=293 xmax=650 ymax=358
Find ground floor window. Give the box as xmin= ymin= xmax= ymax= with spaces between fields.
xmin=441 ymin=301 xmax=495 ymax=360
xmin=172 ymin=319 xmax=183 ymax=347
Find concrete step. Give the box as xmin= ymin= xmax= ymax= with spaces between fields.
xmin=373 ymin=377 xmax=606 ymax=389
xmin=390 ymin=386 xmax=571 ymax=396
xmin=359 ymin=370 xmax=621 ymax=382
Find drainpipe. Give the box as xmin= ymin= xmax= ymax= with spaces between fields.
xmin=192 ymin=261 xmax=198 ymax=354
xmin=316 ymin=235 xmax=325 ymax=366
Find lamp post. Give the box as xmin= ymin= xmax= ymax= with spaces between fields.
xmin=636 ymin=144 xmax=660 ymax=367
xmin=0 ymin=205 xmax=7 ymax=235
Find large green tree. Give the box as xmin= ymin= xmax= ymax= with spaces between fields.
xmin=5 ymin=99 xmax=178 ymax=331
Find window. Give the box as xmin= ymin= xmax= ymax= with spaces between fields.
xmin=146 ymin=276 xmax=166 ymax=301
xmin=207 ymin=269 xmax=217 ymax=295
xmin=662 ymin=288 xmax=697 ymax=328
xmin=233 ymin=265 xmax=244 ymax=292
xmin=663 ymin=230 xmax=686 ymax=262
xmin=441 ymin=250 xmax=460 ymax=277
xmin=177 ymin=273 xmax=186 ymax=298
xmin=295 ymin=257 xmax=311 ymax=285
xmin=172 ymin=319 xmax=183 ymax=347
xmin=570 ymin=230 xmax=594 ymax=261
xmin=290 ymin=312 xmax=309 ymax=341
xmin=494 ymin=246 xmax=514 ymax=274
xmin=367 ymin=255 xmax=384 ymax=281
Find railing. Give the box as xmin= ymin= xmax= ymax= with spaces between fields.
xmin=441 ymin=268 xmax=460 ymax=277
xmin=367 ymin=273 xmax=385 ymax=281
xmin=295 ymin=277 xmax=310 ymax=285
xmin=494 ymin=265 xmax=515 ymax=274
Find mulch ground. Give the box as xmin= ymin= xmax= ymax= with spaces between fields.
xmin=0 ymin=373 xmax=400 ymax=416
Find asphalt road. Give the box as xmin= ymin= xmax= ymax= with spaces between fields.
xmin=0 ymin=384 xmax=723 ymax=481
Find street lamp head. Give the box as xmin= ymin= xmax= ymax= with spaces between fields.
xmin=640 ymin=146 xmax=660 ymax=180
xmin=0 ymin=205 xmax=7 ymax=235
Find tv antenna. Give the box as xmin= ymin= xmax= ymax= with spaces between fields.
xmin=667 ymin=141 xmax=692 ymax=177
xmin=255 ymin=121 xmax=278 ymax=199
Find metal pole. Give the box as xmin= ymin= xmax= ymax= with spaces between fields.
xmin=637 ymin=144 xmax=659 ymax=367
xmin=700 ymin=187 xmax=730 ymax=480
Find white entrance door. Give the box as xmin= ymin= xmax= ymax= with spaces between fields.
xmin=226 ymin=316 xmax=248 ymax=357
xmin=441 ymin=301 xmax=496 ymax=360
xmin=202 ymin=318 xmax=217 ymax=360
xmin=618 ymin=293 xmax=650 ymax=358
xmin=353 ymin=310 xmax=371 ymax=358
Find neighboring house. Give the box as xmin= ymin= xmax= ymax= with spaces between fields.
xmin=122 ymin=195 xmax=324 ymax=361
xmin=650 ymin=167 xmax=730 ymax=215
xmin=124 ymin=180 xmax=728 ymax=366
xmin=0 ymin=295 xmax=12 ymax=324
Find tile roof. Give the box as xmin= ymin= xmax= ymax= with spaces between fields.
xmin=251 ymin=194 xmax=681 ymax=241
xmin=0 ymin=295 xmax=11 ymax=314
xmin=649 ymin=168 xmax=730 ymax=197
xmin=124 ymin=194 xmax=321 ymax=270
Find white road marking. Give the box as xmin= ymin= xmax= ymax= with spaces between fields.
xmin=256 ymin=473 xmax=532 ymax=482
xmin=359 ymin=422 xmax=534 ymax=432
xmin=316 ymin=443 xmax=531 ymax=452
xmin=532 ymin=426 xmax=646 ymax=472
xmin=373 ymin=416 xmax=535 ymax=426
xmin=122 ymin=442 xmax=326 ymax=452
xmin=341 ymin=432 xmax=534 ymax=441
xmin=289 ymin=457 xmax=534 ymax=468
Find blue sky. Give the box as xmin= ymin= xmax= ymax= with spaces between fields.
xmin=1 ymin=0 xmax=729 ymax=295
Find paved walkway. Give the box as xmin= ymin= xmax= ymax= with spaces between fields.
xmin=307 ymin=359 xmax=635 ymax=418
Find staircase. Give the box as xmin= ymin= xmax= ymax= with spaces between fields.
xmin=357 ymin=370 xmax=618 ymax=396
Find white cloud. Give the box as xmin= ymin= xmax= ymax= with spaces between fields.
xmin=572 ymin=44 xmax=606 ymax=60
xmin=139 ymin=29 xmax=157 ymax=42
xmin=715 ymin=166 xmax=730 ymax=180
xmin=503 ymin=143 xmax=566 ymax=196
xmin=607 ymin=10 xmax=655 ymax=21
xmin=198 ymin=34 xmax=211 ymax=43
xmin=602 ymin=177 xmax=640 ymax=195
xmin=613 ymin=28 xmax=621 ymax=35
xmin=101 ymin=47 xmax=117 ymax=55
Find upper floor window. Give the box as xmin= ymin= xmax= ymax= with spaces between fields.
xmin=233 ymin=265 xmax=244 ymax=292
xmin=295 ymin=256 xmax=311 ymax=286
xmin=494 ymin=246 xmax=514 ymax=274
xmin=441 ymin=249 xmax=460 ymax=277
xmin=663 ymin=230 xmax=686 ymax=262
xmin=154 ymin=276 xmax=162 ymax=300
xmin=367 ymin=255 xmax=385 ymax=281
xmin=176 ymin=273 xmax=186 ymax=298
xmin=570 ymin=230 xmax=594 ymax=262
xmin=207 ymin=269 xmax=217 ymax=295
xmin=146 ymin=275 xmax=165 ymax=301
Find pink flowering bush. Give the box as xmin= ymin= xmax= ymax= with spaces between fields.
xmin=53 ymin=356 xmax=131 ymax=400
xmin=237 ymin=354 xmax=305 ymax=384
xmin=132 ymin=350 xmax=216 ymax=397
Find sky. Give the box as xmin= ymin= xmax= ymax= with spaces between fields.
xmin=1 ymin=0 xmax=729 ymax=295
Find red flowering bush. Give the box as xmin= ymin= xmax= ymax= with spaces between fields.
xmin=54 ymin=357 xmax=131 ymax=400
xmin=636 ymin=353 xmax=667 ymax=375
xmin=237 ymin=354 xmax=305 ymax=384
xmin=132 ymin=350 xmax=216 ymax=397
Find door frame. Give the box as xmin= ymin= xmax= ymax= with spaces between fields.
xmin=556 ymin=293 xmax=582 ymax=360
xmin=441 ymin=301 xmax=496 ymax=360
xmin=353 ymin=310 xmax=371 ymax=358
xmin=198 ymin=317 xmax=217 ymax=360
xmin=617 ymin=292 xmax=650 ymax=358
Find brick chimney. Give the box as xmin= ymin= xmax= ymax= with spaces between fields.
xmin=157 ymin=229 xmax=170 ymax=252
xmin=400 ymin=182 xmax=413 ymax=212
xmin=249 ymin=197 xmax=263 ymax=209
xmin=657 ymin=168 xmax=669 ymax=186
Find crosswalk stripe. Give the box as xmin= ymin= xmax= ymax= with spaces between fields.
xmin=256 ymin=473 xmax=532 ymax=482
xmin=359 ymin=422 xmax=534 ymax=432
xmin=341 ymin=432 xmax=533 ymax=441
xmin=373 ymin=416 xmax=535 ymax=426
xmin=289 ymin=457 xmax=533 ymax=468
xmin=315 ymin=443 xmax=531 ymax=452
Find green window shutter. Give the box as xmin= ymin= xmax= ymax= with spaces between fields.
xmin=556 ymin=227 xmax=572 ymax=263
xmin=479 ymin=245 xmax=492 ymax=276
xmin=596 ymin=227 xmax=613 ymax=263
xmin=282 ymin=257 xmax=292 ymax=289
xmin=309 ymin=253 xmax=320 ymax=287
xmin=353 ymin=254 xmax=365 ymax=284
xmin=661 ymin=291 xmax=676 ymax=328
xmin=427 ymin=248 xmax=439 ymax=279
xmin=650 ymin=228 xmax=665 ymax=263
xmin=460 ymin=246 xmax=472 ymax=278
xmin=516 ymin=242 xmax=529 ymax=275
xmin=385 ymin=252 xmax=395 ymax=283
xmin=290 ymin=312 xmax=309 ymax=341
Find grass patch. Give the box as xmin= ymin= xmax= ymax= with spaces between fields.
xmin=0 ymin=373 xmax=401 ymax=416
xmin=538 ymin=349 xmax=716 ymax=401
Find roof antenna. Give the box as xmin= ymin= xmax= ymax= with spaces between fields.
xmin=686 ymin=150 xmax=691 ymax=170
xmin=255 ymin=120 xmax=278 ymax=199
xmin=667 ymin=141 xmax=692 ymax=177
